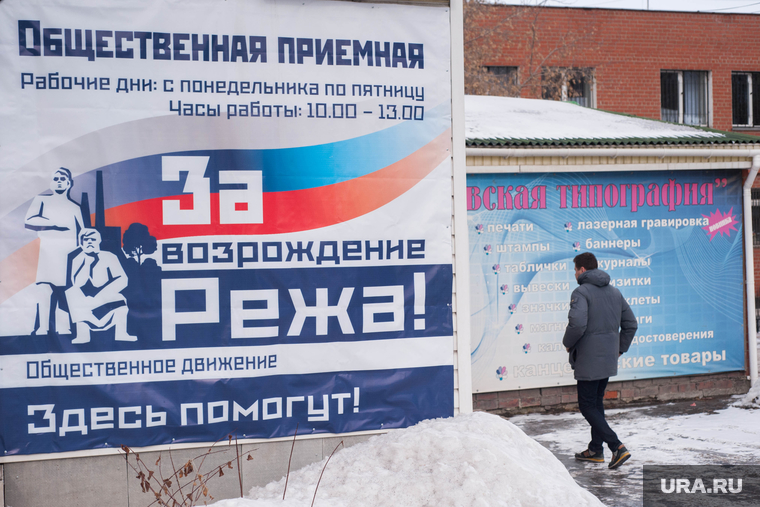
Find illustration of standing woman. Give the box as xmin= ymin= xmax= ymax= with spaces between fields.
xmin=24 ymin=167 xmax=84 ymax=335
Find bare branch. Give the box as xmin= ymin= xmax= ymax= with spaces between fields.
xmin=464 ymin=1 xmax=601 ymax=101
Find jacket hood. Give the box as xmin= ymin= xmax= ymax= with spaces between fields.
xmin=577 ymin=268 xmax=610 ymax=287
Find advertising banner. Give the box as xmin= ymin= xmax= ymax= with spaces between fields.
xmin=0 ymin=0 xmax=454 ymax=457
xmin=468 ymin=170 xmax=745 ymax=393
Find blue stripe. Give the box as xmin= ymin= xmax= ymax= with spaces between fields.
xmin=68 ymin=103 xmax=449 ymax=211
xmin=1 ymin=264 xmax=453 ymax=355
xmin=1 ymin=367 xmax=454 ymax=456
xmin=254 ymin=103 xmax=448 ymax=191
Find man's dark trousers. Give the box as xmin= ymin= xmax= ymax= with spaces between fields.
xmin=577 ymin=378 xmax=622 ymax=454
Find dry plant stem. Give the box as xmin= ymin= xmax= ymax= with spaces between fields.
xmin=169 ymin=449 xmax=185 ymax=503
xmin=122 ymin=436 xmax=254 ymax=507
xmin=283 ymin=423 xmax=299 ymax=500
xmin=236 ymin=435 xmax=243 ymax=497
xmin=463 ymin=0 xmax=598 ymax=98
xmin=311 ymin=440 xmax=344 ymax=507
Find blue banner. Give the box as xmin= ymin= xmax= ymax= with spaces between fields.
xmin=0 ymin=0 xmax=454 ymax=457
xmin=468 ymin=170 xmax=745 ymax=392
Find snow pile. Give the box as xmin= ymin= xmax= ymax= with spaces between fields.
xmin=733 ymin=383 xmax=760 ymax=408
xmin=210 ymin=412 xmax=604 ymax=507
xmin=465 ymin=95 xmax=725 ymax=142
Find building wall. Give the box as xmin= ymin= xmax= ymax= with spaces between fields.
xmin=473 ymin=371 xmax=750 ymax=414
xmin=471 ymin=6 xmax=760 ymax=135
xmin=0 ymin=434 xmax=374 ymax=507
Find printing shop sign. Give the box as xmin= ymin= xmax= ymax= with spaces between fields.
xmin=0 ymin=0 xmax=454 ymax=457
xmin=467 ymin=170 xmax=745 ymax=393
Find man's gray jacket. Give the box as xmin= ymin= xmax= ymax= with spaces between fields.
xmin=562 ymin=268 xmax=638 ymax=381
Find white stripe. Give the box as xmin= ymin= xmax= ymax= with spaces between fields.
xmin=0 ymin=336 xmax=453 ymax=389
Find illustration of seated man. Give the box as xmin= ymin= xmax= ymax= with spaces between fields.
xmin=24 ymin=167 xmax=84 ymax=335
xmin=66 ymin=229 xmax=136 ymax=343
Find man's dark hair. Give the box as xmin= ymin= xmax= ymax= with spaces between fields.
xmin=54 ymin=167 xmax=74 ymax=198
xmin=574 ymin=252 xmax=598 ymax=271
xmin=57 ymin=167 xmax=73 ymax=183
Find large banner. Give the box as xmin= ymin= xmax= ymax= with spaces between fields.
xmin=468 ymin=170 xmax=745 ymax=393
xmin=0 ymin=0 xmax=454 ymax=457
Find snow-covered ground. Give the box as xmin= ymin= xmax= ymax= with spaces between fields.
xmin=736 ymin=382 xmax=760 ymax=409
xmin=210 ymin=392 xmax=760 ymax=507
xmin=512 ymin=393 xmax=760 ymax=506
xmin=514 ymin=395 xmax=760 ymax=467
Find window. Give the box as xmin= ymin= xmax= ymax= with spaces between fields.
xmin=485 ymin=66 xmax=518 ymax=87
xmin=542 ymin=68 xmax=594 ymax=108
xmin=750 ymin=188 xmax=760 ymax=328
xmin=483 ymin=66 xmax=518 ymax=95
xmin=660 ymin=70 xmax=709 ymax=126
xmin=732 ymin=72 xmax=760 ymax=127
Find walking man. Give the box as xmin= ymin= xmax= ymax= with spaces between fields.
xmin=563 ymin=252 xmax=637 ymax=469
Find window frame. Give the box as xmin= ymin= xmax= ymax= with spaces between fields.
xmin=484 ymin=65 xmax=518 ymax=84
xmin=660 ymin=70 xmax=711 ymax=127
xmin=752 ymin=188 xmax=760 ymax=247
xmin=732 ymin=71 xmax=760 ymax=128
xmin=541 ymin=67 xmax=596 ymax=108
xmin=483 ymin=65 xmax=519 ymax=92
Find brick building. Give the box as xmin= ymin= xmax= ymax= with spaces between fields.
xmin=466 ymin=5 xmax=760 ymax=136
xmin=466 ymin=4 xmax=760 ymax=326
xmin=465 ymin=95 xmax=758 ymax=414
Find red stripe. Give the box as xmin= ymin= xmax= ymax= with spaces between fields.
xmin=103 ymin=130 xmax=451 ymax=240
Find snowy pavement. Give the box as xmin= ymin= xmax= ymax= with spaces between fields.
xmin=510 ymin=389 xmax=760 ymax=507
xmin=209 ymin=387 xmax=760 ymax=507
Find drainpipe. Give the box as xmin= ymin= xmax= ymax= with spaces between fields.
xmin=743 ymin=155 xmax=760 ymax=386
xmin=465 ymin=146 xmax=760 ymax=385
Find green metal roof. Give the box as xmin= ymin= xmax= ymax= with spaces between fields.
xmin=466 ymin=132 xmax=760 ymax=147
